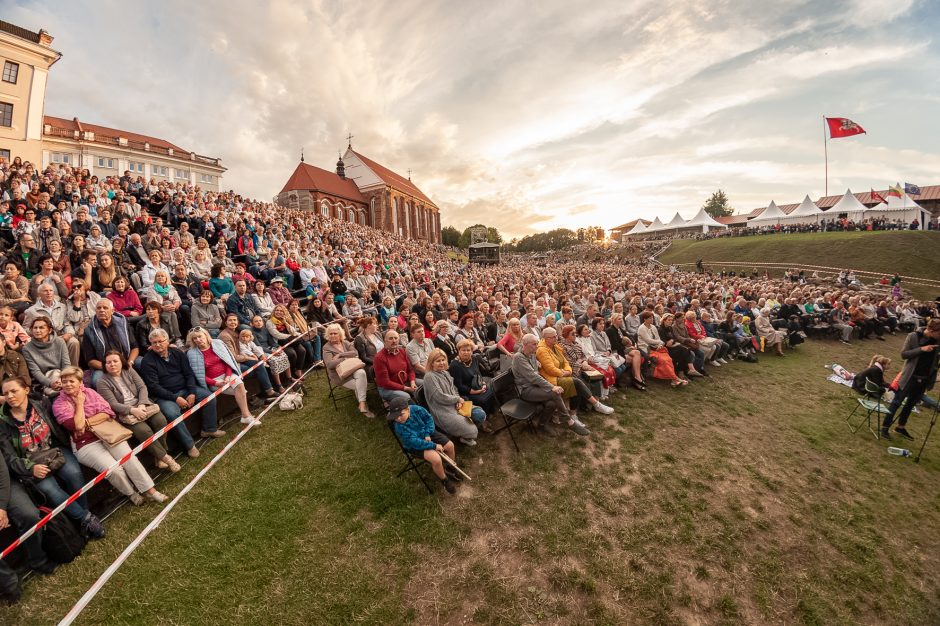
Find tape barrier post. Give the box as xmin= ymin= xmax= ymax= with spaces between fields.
xmin=0 ymin=327 xmax=317 ymax=561
xmin=57 ymin=363 xmax=318 ymax=626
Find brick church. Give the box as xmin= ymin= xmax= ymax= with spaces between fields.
xmin=276 ymin=144 xmax=441 ymax=243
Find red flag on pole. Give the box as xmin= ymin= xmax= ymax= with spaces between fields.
xmin=870 ymin=188 xmax=887 ymax=204
xmin=826 ymin=117 xmax=866 ymax=139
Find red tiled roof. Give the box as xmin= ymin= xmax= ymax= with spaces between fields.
xmin=351 ymin=150 xmax=436 ymax=207
xmin=279 ymin=162 xmax=366 ymax=204
xmin=44 ymin=115 xmax=189 ymax=154
xmin=611 ymin=219 xmax=650 ymax=232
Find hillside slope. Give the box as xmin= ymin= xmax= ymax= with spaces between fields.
xmin=658 ymin=231 xmax=940 ymax=289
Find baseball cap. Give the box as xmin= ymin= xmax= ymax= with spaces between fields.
xmin=387 ymin=396 xmax=410 ymax=421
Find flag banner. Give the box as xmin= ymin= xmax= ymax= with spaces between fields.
xmin=870 ymin=188 xmax=887 ymax=204
xmin=904 ymin=183 xmax=921 ymax=195
xmin=887 ymin=185 xmax=903 ymax=199
xmin=825 ymin=117 xmax=866 ymax=139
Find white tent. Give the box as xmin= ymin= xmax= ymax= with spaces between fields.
xmin=827 ymin=189 xmax=869 ymax=221
xmin=626 ymin=221 xmax=648 ymax=235
xmin=781 ymin=194 xmax=823 ymax=224
xmin=665 ymin=212 xmax=687 ymax=229
xmin=645 ymin=216 xmax=666 ymax=233
xmin=684 ymin=207 xmax=729 ymax=233
xmin=749 ymin=200 xmax=787 ymax=227
xmin=864 ymin=193 xmax=926 ymax=229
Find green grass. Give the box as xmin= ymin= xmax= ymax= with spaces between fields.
xmin=658 ymin=231 xmax=940 ymax=299
xmin=3 ymin=336 xmax=940 ymax=625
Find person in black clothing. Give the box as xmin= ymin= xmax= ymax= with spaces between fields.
xmin=882 ymin=319 xmax=940 ymax=440
xmin=852 ymin=355 xmax=890 ymax=395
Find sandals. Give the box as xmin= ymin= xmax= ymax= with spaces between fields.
xmin=671 ymin=379 xmax=689 ymax=387
xmin=632 ymin=379 xmax=647 ymax=391
xmin=359 ymin=408 xmax=376 ymax=418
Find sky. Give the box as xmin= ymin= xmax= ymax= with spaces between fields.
xmin=6 ymin=0 xmax=940 ymax=239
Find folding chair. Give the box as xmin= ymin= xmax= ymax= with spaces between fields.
xmin=415 ymin=385 xmax=430 ymax=411
xmin=326 ymin=370 xmax=355 ymax=410
xmin=387 ymin=420 xmax=433 ymax=494
xmin=490 ymin=370 xmax=539 ymax=452
xmin=847 ymin=379 xmax=891 ymax=439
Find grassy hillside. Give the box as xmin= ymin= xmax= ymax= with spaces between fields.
xmin=659 ymin=231 xmax=940 ymax=297
xmin=4 ymin=337 xmax=940 ymax=625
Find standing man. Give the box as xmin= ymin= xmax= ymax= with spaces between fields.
xmin=882 ymin=318 xmax=940 ymax=440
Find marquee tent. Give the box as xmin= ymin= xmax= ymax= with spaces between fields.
xmin=781 ymin=194 xmax=823 ymax=224
xmin=827 ymin=189 xmax=869 ymax=220
xmin=665 ymin=212 xmax=687 ymax=229
xmin=749 ymin=200 xmax=787 ymax=227
xmin=683 ymin=207 xmax=729 ymax=233
xmin=625 ymin=220 xmax=648 ymax=236
xmin=865 ymin=193 xmax=927 ymax=229
xmin=645 ymin=216 xmax=667 ymax=232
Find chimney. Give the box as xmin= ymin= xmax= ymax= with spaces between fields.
xmin=38 ymin=30 xmax=54 ymax=47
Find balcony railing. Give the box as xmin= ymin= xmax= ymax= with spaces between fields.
xmin=42 ymin=124 xmax=222 ymax=168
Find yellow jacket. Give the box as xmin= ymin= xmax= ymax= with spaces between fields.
xmin=536 ymin=340 xmax=571 ymax=384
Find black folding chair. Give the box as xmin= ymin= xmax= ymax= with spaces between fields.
xmin=326 ymin=370 xmax=355 ymax=410
xmin=847 ymin=379 xmax=891 ymax=439
xmin=387 ymin=420 xmax=433 ymax=494
xmin=490 ymin=370 xmax=539 ymax=452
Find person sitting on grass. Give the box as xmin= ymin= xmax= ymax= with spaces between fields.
xmin=852 ymin=354 xmax=890 ymax=395
xmin=387 ymin=396 xmax=460 ymax=494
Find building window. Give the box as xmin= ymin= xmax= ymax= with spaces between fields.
xmin=0 ymin=102 xmax=11 ymax=128
xmin=174 ymin=168 xmax=188 ymax=179
xmin=51 ymin=152 xmax=71 ymax=164
xmin=128 ymin=161 xmax=144 ymax=173
xmin=152 ymin=165 xmax=168 ymax=176
xmin=97 ymin=157 xmax=115 ymax=169
xmin=0 ymin=149 xmax=10 ymax=162
xmin=199 ymin=173 xmax=215 ymax=183
xmin=1 ymin=62 xmax=17 ymax=84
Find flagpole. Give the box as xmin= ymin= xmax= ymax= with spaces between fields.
xmin=823 ymin=116 xmax=828 ymax=197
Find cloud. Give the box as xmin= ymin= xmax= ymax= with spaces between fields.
xmin=5 ymin=0 xmax=933 ymax=238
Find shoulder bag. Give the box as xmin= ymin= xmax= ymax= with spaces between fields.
xmin=89 ymin=418 xmax=133 ymax=447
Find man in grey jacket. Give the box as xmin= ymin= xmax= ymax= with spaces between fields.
xmin=511 ymin=334 xmax=589 ymax=436
xmin=882 ymin=318 xmax=940 ymax=440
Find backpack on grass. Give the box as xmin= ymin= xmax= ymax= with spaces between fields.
xmin=39 ymin=507 xmax=86 ymax=564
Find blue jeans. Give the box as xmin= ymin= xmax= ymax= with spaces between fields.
xmin=378 ymin=387 xmax=411 ymax=404
xmin=470 ymin=406 xmax=487 ymax=425
xmin=240 ymin=361 xmax=272 ymax=392
xmin=32 ymin=447 xmax=89 ymax=523
xmin=156 ymin=388 xmax=218 ymax=444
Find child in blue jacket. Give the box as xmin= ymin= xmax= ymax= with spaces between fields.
xmin=388 ymin=396 xmax=459 ymax=494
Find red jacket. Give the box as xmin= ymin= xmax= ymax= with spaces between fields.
xmin=373 ymin=347 xmax=415 ymax=391
xmin=107 ymin=288 xmax=143 ymax=316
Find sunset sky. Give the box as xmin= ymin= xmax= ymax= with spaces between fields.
xmin=7 ymin=0 xmax=940 ymax=238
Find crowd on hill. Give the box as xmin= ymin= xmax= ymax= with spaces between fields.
xmin=0 ymin=152 xmax=938 ymax=601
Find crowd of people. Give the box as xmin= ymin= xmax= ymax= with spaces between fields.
xmin=0 ymin=153 xmax=938 ymax=600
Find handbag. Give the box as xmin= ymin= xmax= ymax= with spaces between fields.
xmin=88 ymin=418 xmax=133 ymax=447
xmin=457 ymin=400 xmax=474 ymax=422
xmin=28 ymin=446 xmax=66 ymax=473
xmin=336 ymin=356 xmax=365 ymax=379
xmin=118 ymin=403 xmax=160 ymax=426
xmin=267 ymin=351 xmax=290 ymax=375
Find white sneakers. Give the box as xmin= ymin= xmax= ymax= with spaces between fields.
xmin=240 ymin=415 xmax=262 ymax=426
xmin=593 ymin=401 xmax=614 ymax=415
xmin=710 ymin=360 xmax=722 ymax=367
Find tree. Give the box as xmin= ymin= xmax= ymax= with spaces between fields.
xmin=703 ymin=190 xmax=733 ymax=218
xmin=441 ymin=225 xmax=461 ymax=247
xmin=510 ymin=228 xmax=578 ymax=252
xmin=457 ymin=224 xmax=502 ymax=248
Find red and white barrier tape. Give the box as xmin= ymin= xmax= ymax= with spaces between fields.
xmin=0 ymin=328 xmax=315 ymax=561
xmin=57 ymin=363 xmax=316 ymax=625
